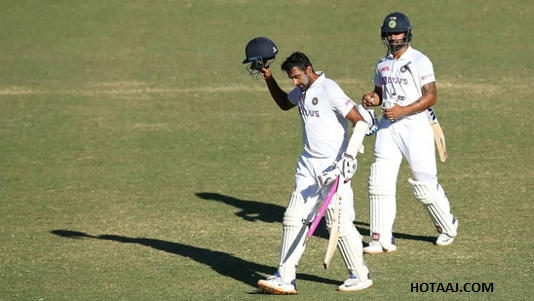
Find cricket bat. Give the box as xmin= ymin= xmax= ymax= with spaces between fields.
xmin=323 ymin=193 xmax=341 ymax=269
xmin=306 ymin=176 xmax=340 ymax=242
xmin=427 ymin=108 xmax=447 ymax=162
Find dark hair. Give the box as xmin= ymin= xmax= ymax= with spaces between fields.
xmin=281 ymin=52 xmax=312 ymax=73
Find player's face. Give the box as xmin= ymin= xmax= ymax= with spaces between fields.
xmin=287 ymin=66 xmax=311 ymax=91
xmin=386 ymin=32 xmax=406 ymax=45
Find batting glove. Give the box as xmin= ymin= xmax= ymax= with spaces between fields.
xmin=337 ymin=153 xmax=358 ymax=182
xmin=357 ymin=104 xmax=379 ymax=136
xmin=318 ymin=164 xmax=341 ymax=187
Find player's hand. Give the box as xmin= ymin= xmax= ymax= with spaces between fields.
xmin=261 ymin=67 xmax=272 ymax=79
xmin=362 ymin=92 xmax=379 ymax=108
xmin=383 ymin=104 xmax=406 ymax=121
xmin=318 ymin=165 xmax=340 ymax=187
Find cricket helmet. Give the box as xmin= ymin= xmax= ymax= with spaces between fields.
xmin=242 ymin=37 xmax=278 ymax=76
xmin=380 ymin=12 xmax=412 ymax=53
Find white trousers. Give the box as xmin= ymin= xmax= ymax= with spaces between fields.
xmin=368 ymin=112 xmax=450 ymax=244
xmin=277 ymin=152 xmax=361 ymax=283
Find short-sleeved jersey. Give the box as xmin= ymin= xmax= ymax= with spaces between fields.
xmin=373 ymin=46 xmax=435 ymax=108
xmin=287 ymin=72 xmax=355 ymax=158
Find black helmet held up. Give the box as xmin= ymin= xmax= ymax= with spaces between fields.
xmin=381 ymin=12 xmax=412 ymax=42
xmin=242 ymin=37 xmax=278 ymax=64
xmin=242 ymin=37 xmax=278 ymax=78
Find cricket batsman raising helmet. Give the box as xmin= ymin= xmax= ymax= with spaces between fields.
xmin=244 ymin=41 xmax=375 ymax=294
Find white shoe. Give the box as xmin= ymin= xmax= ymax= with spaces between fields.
xmin=363 ymin=237 xmax=397 ymax=254
xmin=257 ymin=273 xmax=297 ymax=295
xmin=338 ymin=274 xmax=373 ymax=292
xmin=436 ymin=217 xmax=458 ymax=246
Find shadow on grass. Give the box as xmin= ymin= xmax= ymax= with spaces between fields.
xmin=354 ymin=221 xmax=436 ymax=244
xmin=196 ymin=192 xmax=283 ymax=223
xmin=195 ymin=192 xmax=435 ymax=244
xmin=50 ymin=229 xmax=340 ymax=291
xmin=196 ymin=192 xmax=329 ymax=239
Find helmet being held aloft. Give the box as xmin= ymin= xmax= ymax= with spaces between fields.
xmin=242 ymin=37 xmax=278 ymax=77
xmin=380 ymin=12 xmax=412 ymax=54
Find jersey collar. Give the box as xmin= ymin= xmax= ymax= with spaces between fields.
xmin=309 ymin=71 xmax=325 ymax=90
xmin=388 ymin=45 xmax=414 ymax=60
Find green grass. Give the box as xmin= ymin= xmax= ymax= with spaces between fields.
xmin=1 ymin=0 xmax=533 ymax=300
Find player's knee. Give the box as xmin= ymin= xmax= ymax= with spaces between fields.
xmin=411 ymin=170 xmax=437 ymax=184
xmin=408 ymin=178 xmax=438 ymax=205
xmin=338 ymin=212 xmax=360 ymax=238
xmin=283 ymin=191 xmax=307 ymax=227
xmin=368 ymin=162 xmax=395 ymax=196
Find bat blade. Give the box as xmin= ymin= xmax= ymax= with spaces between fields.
xmin=432 ymin=122 xmax=447 ymax=162
xmin=323 ymin=194 xmax=340 ymax=269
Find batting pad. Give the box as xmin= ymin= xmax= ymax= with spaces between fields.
xmin=324 ymin=204 xmax=368 ymax=279
xmin=408 ymin=179 xmax=457 ymax=237
xmin=368 ymin=162 xmax=397 ymax=248
xmin=337 ymin=226 xmax=369 ymax=280
xmin=278 ymin=192 xmax=308 ymax=284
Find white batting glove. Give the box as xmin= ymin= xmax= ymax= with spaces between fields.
xmin=336 ymin=153 xmax=358 ymax=182
xmin=318 ymin=164 xmax=341 ymax=187
xmin=357 ymin=104 xmax=378 ymax=136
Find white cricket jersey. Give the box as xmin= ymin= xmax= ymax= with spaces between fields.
xmin=287 ymin=72 xmax=355 ymax=158
xmin=373 ymin=45 xmax=435 ymax=117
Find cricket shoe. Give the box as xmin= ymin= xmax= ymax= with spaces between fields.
xmin=436 ymin=217 xmax=458 ymax=247
xmin=363 ymin=236 xmax=397 ymax=254
xmin=338 ymin=272 xmax=373 ymax=292
xmin=257 ymin=273 xmax=297 ymax=295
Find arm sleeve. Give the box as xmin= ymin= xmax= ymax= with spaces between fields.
xmin=287 ymin=87 xmax=301 ymax=105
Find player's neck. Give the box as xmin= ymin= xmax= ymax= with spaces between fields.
xmin=308 ymin=72 xmax=320 ymax=86
xmin=392 ymin=45 xmax=409 ymax=59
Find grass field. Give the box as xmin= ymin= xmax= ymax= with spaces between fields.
xmin=1 ymin=1 xmax=533 ymax=300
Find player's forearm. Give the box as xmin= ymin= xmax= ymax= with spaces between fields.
xmin=403 ymin=92 xmax=436 ymax=116
xmin=265 ymin=76 xmax=293 ymax=110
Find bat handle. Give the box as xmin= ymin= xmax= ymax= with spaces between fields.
xmin=427 ymin=107 xmax=438 ymax=123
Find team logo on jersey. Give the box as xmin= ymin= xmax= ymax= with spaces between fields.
xmin=312 ymin=97 xmax=318 ymax=105
xmin=400 ymin=66 xmax=407 ymax=72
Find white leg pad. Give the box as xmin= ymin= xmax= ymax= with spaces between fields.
xmin=326 ymin=207 xmax=369 ymax=280
xmin=368 ymin=162 xmax=396 ymax=249
xmin=278 ymin=192 xmax=308 ymax=284
xmin=408 ymin=179 xmax=457 ymax=237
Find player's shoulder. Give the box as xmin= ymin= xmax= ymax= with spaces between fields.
xmin=318 ymin=76 xmax=349 ymax=99
xmin=409 ymin=46 xmax=432 ymax=64
xmin=317 ymin=74 xmax=341 ymax=90
xmin=322 ymin=77 xmax=339 ymax=87
xmin=376 ymin=55 xmax=389 ymax=65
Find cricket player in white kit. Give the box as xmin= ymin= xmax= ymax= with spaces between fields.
xmin=243 ymin=46 xmax=375 ymax=294
xmin=361 ymin=12 xmax=458 ymax=254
